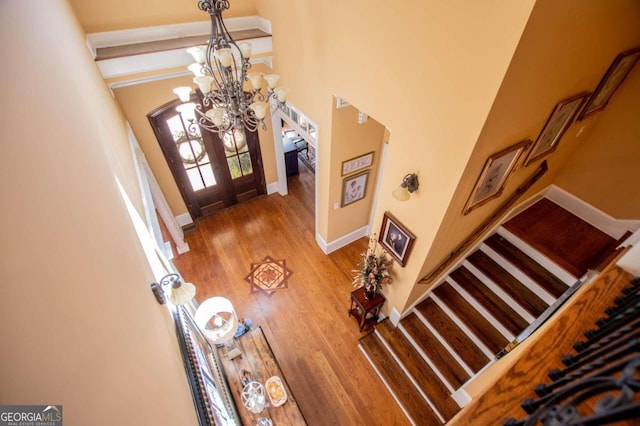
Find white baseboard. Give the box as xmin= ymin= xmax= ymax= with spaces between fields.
xmin=176 ymin=243 xmax=190 ymax=255
xmin=266 ymin=181 xmax=279 ymax=195
xmin=319 ymin=226 xmax=368 ymax=254
xmin=451 ymin=388 xmax=472 ymax=408
xmin=617 ymin=241 xmax=640 ymax=276
xmin=175 ymin=213 xmax=194 ymax=228
xmin=389 ymin=308 xmax=401 ymax=326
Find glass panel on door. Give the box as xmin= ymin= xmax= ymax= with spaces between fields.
xmin=223 ymin=129 xmax=253 ymax=179
xmin=167 ymin=104 xmax=218 ymax=191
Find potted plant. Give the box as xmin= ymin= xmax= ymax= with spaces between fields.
xmin=353 ymin=235 xmax=393 ymax=299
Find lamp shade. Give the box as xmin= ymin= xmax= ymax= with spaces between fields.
xmin=392 ymin=185 xmax=411 ymax=201
xmin=206 ymin=108 xmax=225 ymax=126
xmin=247 ymin=72 xmax=264 ymax=90
xmin=173 ymin=86 xmax=193 ymax=103
xmin=249 ymin=102 xmax=268 ymax=120
xmin=193 ymin=76 xmax=213 ymax=94
xmin=194 ymin=297 xmax=239 ymax=345
xmin=186 ymin=46 xmax=206 ymax=64
xmin=167 ymin=280 xmax=196 ymax=305
xmin=273 ymin=87 xmax=290 ymax=103
xmin=263 ymin=74 xmax=280 ymax=89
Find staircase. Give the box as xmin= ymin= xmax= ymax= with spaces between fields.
xmin=359 ymin=198 xmax=621 ymax=425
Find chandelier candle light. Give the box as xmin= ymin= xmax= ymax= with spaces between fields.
xmin=173 ymin=0 xmax=290 ymax=137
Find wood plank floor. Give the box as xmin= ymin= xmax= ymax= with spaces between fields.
xmin=172 ymin=162 xmax=410 ymax=425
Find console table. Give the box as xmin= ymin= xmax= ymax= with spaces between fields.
xmin=349 ymin=287 xmax=385 ymax=332
xmin=217 ymin=327 xmax=306 ymax=425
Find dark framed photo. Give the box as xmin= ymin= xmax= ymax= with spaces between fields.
xmin=379 ymin=212 xmax=415 ymax=267
xmin=463 ymin=139 xmax=531 ymax=215
xmin=341 ymin=170 xmax=369 ymax=207
xmin=524 ymin=92 xmax=590 ymax=166
xmin=578 ymin=46 xmax=640 ymax=121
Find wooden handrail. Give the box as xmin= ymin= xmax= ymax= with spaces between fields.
xmin=418 ymin=161 xmax=548 ymax=285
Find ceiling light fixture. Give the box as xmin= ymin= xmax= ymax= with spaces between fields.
xmin=392 ymin=173 xmax=419 ymax=201
xmin=174 ymin=0 xmax=289 ymax=137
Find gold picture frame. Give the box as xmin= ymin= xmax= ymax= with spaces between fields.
xmin=578 ymin=46 xmax=640 ymax=121
xmin=524 ymin=92 xmax=590 ymax=166
xmin=341 ymin=170 xmax=369 ymax=207
xmin=463 ymin=140 xmax=531 ymax=215
xmin=341 ymin=152 xmax=374 ymax=176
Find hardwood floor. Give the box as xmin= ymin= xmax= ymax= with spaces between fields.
xmin=172 ymin=162 xmax=410 ymax=425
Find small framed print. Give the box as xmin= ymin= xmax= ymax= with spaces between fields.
xmin=463 ymin=139 xmax=531 ymax=215
xmin=379 ymin=212 xmax=415 ymax=267
xmin=578 ymin=47 xmax=640 ymax=121
xmin=524 ymin=92 xmax=590 ymax=166
xmin=341 ymin=152 xmax=374 ymax=176
xmin=341 ymin=170 xmax=369 ymax=207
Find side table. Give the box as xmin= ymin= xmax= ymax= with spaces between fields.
xmin=348 ymin=286 xmax=385 ymax=332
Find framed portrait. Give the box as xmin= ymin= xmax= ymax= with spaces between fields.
xmin=341 ymin=170 xmax=369 ymax=207
xmin=578 ymin=47 xmax=640 ymax=121
xmin=342 ymin=152 xmax=374 ymax=176
xmin=379 ymin=212 xmax=416 ymax=267
xmin=463 ymin=139 xmax=531 ymax=215
xmin=524 ymin=92 xmax=590 ymax=167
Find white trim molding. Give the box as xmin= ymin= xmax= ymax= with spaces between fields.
xmin=175 ymin=213 xmax=195 ymax=228
xmin=317 ymin=226 xmax=368 ymax=254
xmin=87 ymin=17 xmax=271 ymax=52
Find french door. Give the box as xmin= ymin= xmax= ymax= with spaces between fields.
xmin=148 ymin=94 xmax=266 ymax=220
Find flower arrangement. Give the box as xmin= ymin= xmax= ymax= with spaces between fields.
xmin=353 ymin=235 xmax=393 ymax=299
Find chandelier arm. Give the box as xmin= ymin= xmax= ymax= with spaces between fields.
xmin=189 ymin=0 xmax=287 ymax=137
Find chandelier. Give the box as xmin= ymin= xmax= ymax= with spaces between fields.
xmin=172 ymin=0 xmax=289 ymax=137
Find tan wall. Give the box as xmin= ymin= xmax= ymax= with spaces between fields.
xmin=257 ymin=0 xmax=535 ymax=313
xmin=327 ymin=102 xmax=385 ymax=241
xmin=410 ymin=0 xmax=640 ymax=306
xmin=69 ymin=0 xmax=257 ymax=33
xmin=113 ymin=61 xmax=278 ymax=219
xmin=0 ymin=1 xmax=198 ymax=424
xmin=555 ymin=61 xmax=640 ymax=218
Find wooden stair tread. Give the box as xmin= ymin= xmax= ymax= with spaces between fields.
xmin=468 ymin=250 xmax=548 ymax=317
xmin=360 ymin=332 xmax=443 ymax=425
xmin=401 ymin=313 xmax=470 ymax=388
xmin=377 ymin=320 xmax=460 ymax=421
xmin=434 ymin=282 xmax=508 ymax=353
xmin=485 ymin=233 xmax=568 ymax=298
xmin=416 ymin=298 xmax=490 ymax=372
xmin=450 ymin=266 xmax=529 ymax=336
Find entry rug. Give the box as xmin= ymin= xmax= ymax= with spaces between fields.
xmin=244 ymin=256 xmax=292 ymax=296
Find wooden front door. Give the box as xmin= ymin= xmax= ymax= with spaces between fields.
xmin=148 ymin=96 xmax=266 ymax=219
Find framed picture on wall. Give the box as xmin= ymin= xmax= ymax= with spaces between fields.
xmin=341 ymin=152 xmax=374 ymax=176
xmin=578 ymin=46 xmax=640 ymax=121
xmin=379 ymin=212 xmax=416 ymax=267
xmin=341 ymin=170 xmax=369 ymax=207
xmin=463 ymin=139 xmax=531 ymax=215
xmin=524 ymin=92 xmax=590 ymax=167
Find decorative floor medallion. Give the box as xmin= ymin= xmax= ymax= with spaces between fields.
xmin=244 ymin=256 xmax=292 ymax=296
